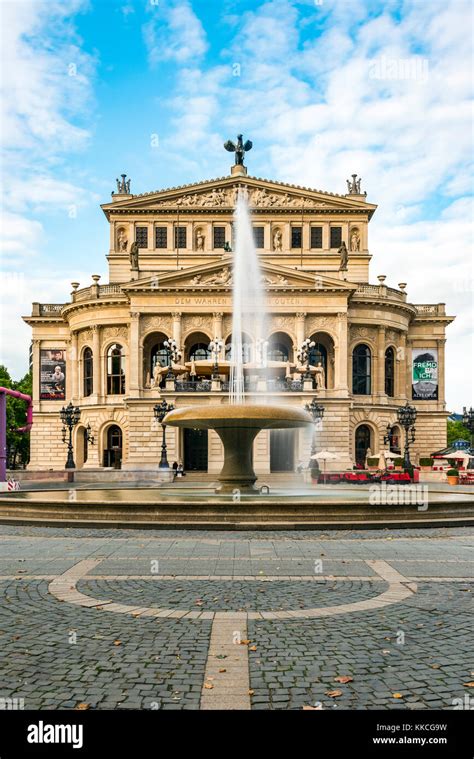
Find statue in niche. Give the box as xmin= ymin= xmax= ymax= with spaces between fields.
xmin=117 ymin=229 xmax=128 ymax=251
xmin=350 ymin=230 xmax=360 ymax=252
xmin=314 ymin=361 xmax=325 ymax=390
xmin=273 ymin=229 xmax=283 ymax=252
xmin=129 ymin=242 xmax=139 ymax=270
xmin=338 ymin=241 xmax=348 ymax=271
xmin=196 ymin=230 xmax=205 ymax=251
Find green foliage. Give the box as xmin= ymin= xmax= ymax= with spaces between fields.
xmin=419 ymin=457 xmax=434 ymax=467
xmin=0 ymin=365 xmax=32 ymax=468
xmin=447 ymin=419 xmax=471 ymax=446
xmin=394 ymin=457 xmax=403 ymax=466
xmin=447 ymin=468 xmax=459 ymax=477
xmin=367 ymin=457 xmax=379 ymax=466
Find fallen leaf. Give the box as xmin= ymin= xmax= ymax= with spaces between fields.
xmin=113 ymin=640 xmax=122 ymax=646
xmin=325 ymin=690 xmax=343 ymax=698
xmin=249 ymin=646 xmax=257 ymax=652
xmin=463 ymin=682 xmax=474 ymax=687
xmin=248 ymin=690 xmax=254 ymax=696
xmin=218 ymin=668 xmax=226 ymax=673
xmin=430 ymin=664 xmax=441 ymax=669
xmin=334 ymin=676 xmax=353 ymax=684
xmin=303 ymin=704 xmax=323 ymax=710
xmin=204 ymin=683 xmax=214 ymax=690
xmin=392 ymin=693 xmax=404 ymax=699
xmin=75 ymin=703 xmax=90 ymax=710
xmin=216 ymin=654 xmax=227 ymax=660
xmin=240 ymin=639 xmax=251 ymax=645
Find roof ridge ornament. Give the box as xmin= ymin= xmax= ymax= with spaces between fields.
xmin=224 ymin=134 xmax=252 ymax=176
xmin=114 ymin=174 xmax=131 ymax=195
xmin=346 ymin=173 xmax=366 ymax=196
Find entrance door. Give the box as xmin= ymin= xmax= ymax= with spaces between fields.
xmin=270 ymin=429 xmax=295 ymax=472
xmin=184 ymin=428 xmax=208 ymax=471
xmin=355 ymin=424 xmax=371 ymax=467
xmin=104 ymin=424 xmax=122 ymax=468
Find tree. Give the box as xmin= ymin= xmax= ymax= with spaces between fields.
xmin=0 ymin=365 xmax=32 ymax=468
xmin=447 ymin=419 xmax=471 ymax=447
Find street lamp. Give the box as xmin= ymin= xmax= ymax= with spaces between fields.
xmin=60 ymin=402 xmax=81 ymax=469
xmin=305 ymin=399 xmax=325 ymax=458
xmin=163 ymin=337 xmax=182 ymax=380
xmin=462 ymin=406 xmax=474 ymax=450
xmin=153 ymin=400 xmax=175 ymax=468
xmin=209 ymin=337 xmax=224 ymax=378
xmin=396 ymin=402 xmax=417 ymax=470
xmin=297 ymin=338 xmax=315 ymax=379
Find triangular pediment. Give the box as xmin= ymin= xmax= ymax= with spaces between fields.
xmin=122 ymin=258 xmax=358 ymax=293
xmin=102 ymin=175 xmax=376 ymax=217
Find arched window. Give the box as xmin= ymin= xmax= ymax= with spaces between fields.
xmin=83 ymin=348 xmax=93 ymax=397
xmin=107 ymin=344 xmax=125 ymax=395
xmin=267 ymin=342 xmax=289 ymax=362
xmin=385 ymin=347 xmax=395 ymax=397
xmin=151 ymin=342 xmax=169 ymax=370
xmin=355 ymin=424 xmax=371 ymax=467
xmin=309 ymin=343 xmax=327 ymax=385
xmin=352 ymin=344 xmax=371 ymax=395
xmin=189 ymin=343 xmax=211 ymax=361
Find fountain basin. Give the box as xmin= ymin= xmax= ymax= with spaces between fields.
xmin=164 ymin=403 xmax=312 ymax=492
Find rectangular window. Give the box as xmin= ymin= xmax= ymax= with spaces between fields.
xmin=213 ymin=226 xmax=226 ymax=249
xmin=135 ymin=227 xmax=148 ymax=248
xmin=174 ymin=226 xmax=187 ymax=249
xmin=310 ymin=226 xmax=323 ymax=249
xmin=253 ymin=227 xmax=264 ymax=248
xmin=291 ymin=227 xmax=302 ymax=248
xmin=155 ymin=227 xmax=167 ymax=249
xmin=330 ymin=227 xmax=342 ymax=248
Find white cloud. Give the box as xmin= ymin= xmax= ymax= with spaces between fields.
xmin=143 ymin=0 xmax=208 ymax=66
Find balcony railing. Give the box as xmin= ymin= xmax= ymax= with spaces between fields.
xmin=354 ymin=284 xmax=406 ymax=302
xmin=172 ymin=378 xmax=306 ymax=393
xmin=175 ymin=380 xmax=212 ymax=392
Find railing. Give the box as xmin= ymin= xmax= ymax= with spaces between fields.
xmin=415 ymin=304 xmax=445 ymax=315
xmin=175 ymin=380 xmax=212 ymax=392
xmin=38 ymin=304 xmax=63 ymax=314
xmin=354 ymin=284 xmax=406 ymax=302
xmin=173 ymin=378 xmax=307 ymax=392
xmin=73 ymin=284 xmax=124 ymax=302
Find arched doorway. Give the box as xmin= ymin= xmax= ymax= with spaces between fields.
xmin=267 ymin=332 xmax=293 ymax=363
xmin=355 ymin=424 xmax=371 ymax=467
xmin=104 ymin=424 xmax=123 ymax=468
xmin=185 ymin=331 xmax=212 ymax=361
xmin=75 ymin=426 xmax=88 ymax=468
xmin=183 ymin=428 xmax=208 ymax=471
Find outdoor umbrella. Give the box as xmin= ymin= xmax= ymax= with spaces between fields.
xmin=310 ymin=450 xmax=339 ymax=483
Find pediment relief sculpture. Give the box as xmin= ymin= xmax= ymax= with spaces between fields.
xmin=152 ymin=186 xmax=331 ymax=209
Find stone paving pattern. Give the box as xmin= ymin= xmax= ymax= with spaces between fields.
xmin=0 ymin=524 xmax=472 ymax=710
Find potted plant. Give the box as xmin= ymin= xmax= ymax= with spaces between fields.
xmin=394 ymin=457 xmax=403 ymax=471
xmin=366 ymin=457 xmax=380 ymax=471
xmin=310 ymin=463 xmax=320 ymax=484
xmin=419 ymin=457 xmax=434 ymax=472
xmin=446 ymin=467 xmax=459 ymax=486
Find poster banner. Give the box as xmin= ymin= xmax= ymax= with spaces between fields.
xmin=40 ymin=349 xmax=66 ymax=400
xmin=412 ymin=348 xmax=438 ymax=401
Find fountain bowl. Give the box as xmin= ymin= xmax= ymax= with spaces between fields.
xmin=164 ymin=403 xmax=312 ymax=493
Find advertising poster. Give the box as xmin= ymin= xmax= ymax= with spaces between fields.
xmin=40 ymin=349 xmax=66 ymax=400
xmin=412 ymin=348 xmax=438 ymax=400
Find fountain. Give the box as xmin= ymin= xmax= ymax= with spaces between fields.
xmin=164 ymin=194 xmax=312 ymax=493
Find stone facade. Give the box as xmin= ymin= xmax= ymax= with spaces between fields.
xmin=24 ymin=170 xmax=454 ymax=473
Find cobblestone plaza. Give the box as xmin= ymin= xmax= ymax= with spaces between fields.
xmin=1 ymin=524 xmax=472 ymax=711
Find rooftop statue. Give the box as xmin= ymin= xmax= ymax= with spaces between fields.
xmin=224 ymin=134 xmax=253 ymax=166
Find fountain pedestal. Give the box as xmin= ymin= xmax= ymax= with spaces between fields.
xmin=164 ymin=404 xmax=312 ymax=493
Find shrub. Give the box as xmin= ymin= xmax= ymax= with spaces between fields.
xmin=367 ymin=457 xmax=379 ymax=466
xmin=419 ymin=457 xmax=434 ymax=467
xmin=394 ymin=457 xmax=403 ymax=466
xmin=447 ymin=468 xmax=459 ymax=477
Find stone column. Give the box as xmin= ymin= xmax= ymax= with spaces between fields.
xmin=437 ymin=338 xmax=446 ymax=406
xmin=405 ymin=338 xmax=413 ymax=401
xmin=396 ymin=331 xmax=407 ymax=400
xmin=295 ymin=313 xmax=306 ymax=359
xmin=376 ymin=325 xmax=386 ymax=398
xmin=212 ymin=312 xmax=224 ymax=357
xmin=129 ymin=312 xmax=141 ymax=397
xmin=335 ymin=312 xmax=349 ymax=393
xmin=70 ymin=332 xmax=79 ymax=401
xmin=92 ymin=326 xmax=101 ymax=400
xmin=322 ymin=224 xmax=330 ymax=251
xmin=31 ymin=339 xmax=41 ymax=409
xmin=172 ymin=312 xmax=182 ymax=349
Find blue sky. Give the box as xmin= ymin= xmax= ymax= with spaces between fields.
xmin=0 ymin=0 xmax=472 ymax=408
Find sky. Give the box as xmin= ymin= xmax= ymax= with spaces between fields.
xmin=0 ymin=0 xmax=472 ymax=409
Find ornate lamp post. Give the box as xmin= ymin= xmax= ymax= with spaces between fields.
xmin=154 ymin=400 xmax=175 ymax=468
xmin=462 ymin=407 xmax=474 ymax=450
xmin=305 ymin=399 xmax=325 ymax=458
xmin=397 ymin=402 xmax=417 ymax=470
xmin=60 ymin=402 xmax=81 ymax=469
xmin=163 ymin=338 xmax=182 ymax=380
xmin=297 ymin=338 xmax=315 ymax=379
xmin=209 ymin=338 xmax=224 ymax=379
